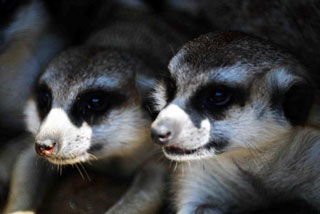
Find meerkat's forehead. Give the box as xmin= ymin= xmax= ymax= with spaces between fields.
xmin=38 ymin=47 xmax=138 ymax=91
xmin=168 ymin=32 xmax=297 ymax=90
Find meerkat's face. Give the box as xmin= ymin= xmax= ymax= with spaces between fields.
xmin=151 ymin=32 xmax=314 ymax=161
xmin=25 ymin=48 xmax=151 ymax=165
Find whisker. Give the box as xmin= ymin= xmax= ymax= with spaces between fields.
xmin=201 ymin=159 xmax=206 ymax=172
xmin=75 ymin=163 xmax=85 ymax=180
xmin=79 ymin=162 xmax=91 ymax=182
xmin=173 ymin=162 xmax=179 ymax=172
xmin=188 ymin=160 xmax=192 ymax=170
xmin=201 ymin=159 xmax=205 ymax=171
xmin=169 ymin=44 xmax=176 ymax=57
xmin=169 ymin=160 xmax=173 ymax=169
xmin=90 ymin=154 xmax=98 ymax=161
xmin=59 ymin=164 xmax=63 ymax=176
xmin=157 ymin=155 xmax=165 ymax=162
xmin=181 ymin=163 xmax=184 ymax=176
xmin=246 ymin=142 xmax=267 ymax=173
xmin=87 ymin=160 xmax=93 ymax=166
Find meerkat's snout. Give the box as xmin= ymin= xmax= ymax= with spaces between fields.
xmin=151 ymin=124 xmax=173 ymax=145
xmin=151 ymin=103 xmax=193 ymax=146
xmin=151 ymin=102 xmax=212 ymax=160
xmin=33 ymin=107 xmax=93 ymax=163
xmin=151 ymin=103 xmax=189 ymax=146
xmin=151 ymin=112 xmax=182 ymax=145
xmin=34 ymin=108 xmax=69 ymax=156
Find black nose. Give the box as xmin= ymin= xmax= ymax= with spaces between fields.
xmin=35 ymin=141 xmax=56 ymax=157
xmin=151 ymin=125 xmax=173 ymax=145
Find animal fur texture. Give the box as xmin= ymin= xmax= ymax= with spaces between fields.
xmin=151 ymin=31 xmax=320 ymax=213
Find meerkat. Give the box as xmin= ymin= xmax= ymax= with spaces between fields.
xmin=4 ymin=5 xmax=189 ymax=214
xmin=0 ymin=0 xmax=122 ymax=205
xmin=151 ymin=31 xmax=320 ymax=213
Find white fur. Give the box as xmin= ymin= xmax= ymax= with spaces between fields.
xmin=92 ymin=106 xmax=150 ymax=158
xmin=24 ymin=99 xmax=41 ymax=135
xmin=35 ymin=108 xmax=93 ymax=164
xmin=209 ymin=64 xmax=251 ymax=85
xmin=153 ymin=103 xmax=210 ymax=151
xmin=266 ymin=68 xmax=298 ymax=91
xmin=152 ymin=81 xmax=168 ymax=111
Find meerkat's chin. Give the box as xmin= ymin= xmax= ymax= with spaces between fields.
xmin=162 ymin=141 xmax=219 ymax=161
xmin=45 ymin=152 xmax=96 ymax=165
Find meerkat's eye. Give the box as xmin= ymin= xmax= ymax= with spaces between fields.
xmin=76 ymin=91 xmax=110 ymax=116
xmin=85 ymin=95 xmax=109 ymax=113
xmin=72 ymin=90 xmax=126 ymax=124
xmin=200 ymin=90 xmax=232 ymax=109
xmin=36 ymin=84 xmax=52 ymax=119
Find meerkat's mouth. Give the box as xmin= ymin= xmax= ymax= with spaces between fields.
xmin=45 ymin=152 xmax=95 ymax=165
xmin=163 ymin=141 xmax=219 ymax=161
xmin=164 ymin=146 xmax=198 ymax=155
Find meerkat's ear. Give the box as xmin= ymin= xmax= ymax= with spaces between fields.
xmin=268 ymin=68 xmax=314 ymax=125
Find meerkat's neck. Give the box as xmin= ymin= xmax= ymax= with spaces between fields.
xmin=91 ymin=136 xmax=158 ymax=177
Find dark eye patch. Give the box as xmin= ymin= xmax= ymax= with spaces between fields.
xmin=36 ymin=84 xmax=52 ymax=120
xmin=192 ymin=84 xmax=247 ymax=120
xmin=200 ymin=90 xmax=232 ymax=108
xmin=71 ymin=89 xmax=126 ymax=125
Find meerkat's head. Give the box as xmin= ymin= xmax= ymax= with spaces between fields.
xmin=25 ymin=47 xmax=152 ymax=165
xmin=151 ymin=32 xmax=315 ymax=161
